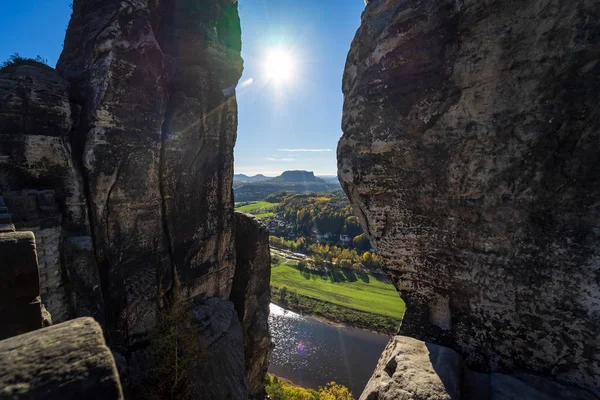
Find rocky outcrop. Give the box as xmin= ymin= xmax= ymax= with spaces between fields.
xmin=0 ymin=228 xmax=45 ymax=340
xmin=190 ymin=298 xmax=248 ymax=400
xmin=362 ymin=336 xmax=600 ymax=400
xmin=0 ymin=63 xmax=96 ymax=323
xmin=231 ymin=212 xmax=273 ymax=398
xmin=0 ymin=317 xmax=124 ymax=399
xmin=339 ymin=0 xmax=600 ymax=394
xmin=0 ymin=0 xmax=273 ymax=398
xmin=361 ymin=336 xmax=461 ymax=400
xmin=56 ymin=0 xmax=242 ymax=347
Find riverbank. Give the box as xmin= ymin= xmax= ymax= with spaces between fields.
xmin=271 ymin=286 xmax=401 ymax=335
xmin=270 ymin=259 xmax=404 ymax=334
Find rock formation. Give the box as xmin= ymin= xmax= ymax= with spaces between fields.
xmin=0 ymin=217 xmax=45 ymax=340
xmin=231 ymin=212 xmax=273 ymax=398
xmin=362 ymin=336 xmax=599 ymax=400
xmin=0 ymin=317 xmax=124 ymax=399
xmin=190 ymin=298 xmax=248 ymax=399
xmin=0 ymin=0 xmax=271 ymax=397
xmin=56 ymin=0 xmax=242 ymax=347
xmin=339 ymin=0 xmax=600 ymax=396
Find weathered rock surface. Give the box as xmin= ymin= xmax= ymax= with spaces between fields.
xmin=231 ymin=212 xmax=273 ymax=398
xmin=361 ymin=336 xmax=600 ymax=400
xmin=339 ymin=0 xmax=600 ymax=393
xmin=361 ymin=336 xmax=461 ymax=400
xmin=0 ymin=229 xmax=44 ymax=340
xmin=191 ymin=298 xmax=248 ymax=400
xmin=54 ymin=0 xmax=243 ymax=348
xmin=0 ymin=63 xmax=96 ymax=323
xmin=0 ymin=317 xmax=124 ymax=399
xmin=0 ymin=1 xmax=273 ymax=398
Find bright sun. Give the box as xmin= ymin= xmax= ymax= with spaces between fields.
xmin=264 ymin=48 xmax=295 ymax=85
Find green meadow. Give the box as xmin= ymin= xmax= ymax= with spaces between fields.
xmin=270 ymin=258 xmax=405 ymax=319
xmin=235 ymin=201 xmax=278 ymax=218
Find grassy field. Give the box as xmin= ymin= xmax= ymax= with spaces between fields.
xmin=235 ymin=201 xmax=278 ymax=218
xmin=270 ymin=259 xmax=405 ymax=319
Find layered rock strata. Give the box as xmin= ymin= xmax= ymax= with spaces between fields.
xmin=339 ymin=0 xmax=600 ymax=394
xmin=0 ymin=63 xmax=95 ymax=323
xmin=0 ymin=317 xmax=124 ymax=399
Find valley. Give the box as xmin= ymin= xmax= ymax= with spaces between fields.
xmin=234 ymin=179 xmax=405 ymax=335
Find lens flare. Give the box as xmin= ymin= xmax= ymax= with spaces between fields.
xmin=264 ymin=47 xmax=295 ymax=84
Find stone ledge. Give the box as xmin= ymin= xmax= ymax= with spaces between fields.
xmin=361 ymin=336 xmax=600 ymax=400
xmin=0 ymin=317 xmax=124 ymax=400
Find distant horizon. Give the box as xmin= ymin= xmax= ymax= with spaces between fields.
xmin=234 ymin=169 xmax=337 ymax=177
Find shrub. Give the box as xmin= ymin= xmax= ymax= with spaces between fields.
xmin=0 ymin=53 xmax=51 ymax=73
xmin=133 ymin=292 xmax=204 ymax=400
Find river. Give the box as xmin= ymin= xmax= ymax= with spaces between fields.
xmin=268 ymin=303 xmax=391 ymax=397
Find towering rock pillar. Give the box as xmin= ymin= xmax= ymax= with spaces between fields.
xmin=339 ymin=0 xmax=600 ymax=392
xmin=57 ymin=0 xmax=243 ymax=347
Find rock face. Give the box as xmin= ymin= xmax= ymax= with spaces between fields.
xmin=231 ymin=212 xmax=273 ymax=398
xmin=339 ymin=0 xmax=600 ymax=394
xmin=0 ymin=63 xmax=95 ymax=323
xmin=0 ymin=0 xmax=272 ymax=397
xmin=361 ymin=336 xmax=462 ymax=400
xmin=0 ymin=317 xmax=124 ymax=400
xmin=0 ymin=228 xmax=44 ymax=340
xmin=362 ymin=336 xmax=600 ymax=400
xmin=57 ymin=0 xmax=242 ymax=347
xmin=191 ymin=298 xmax=248 ymax=400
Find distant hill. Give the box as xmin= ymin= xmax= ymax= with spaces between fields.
xmin=233 ymin=174 xmax=270 ymax=183
xmin=234 ymin=170 xmax=340 ymax=202
xmin=265 ymin=170 xmax=325 ymax=184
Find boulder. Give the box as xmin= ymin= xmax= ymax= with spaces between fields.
xmin=361 ymin=336 xmax=600 ymax=400
xmin=0 ymin=317 xmax=124 ymax=399
xmin=361 ymin=335 xmax=462 ymax=400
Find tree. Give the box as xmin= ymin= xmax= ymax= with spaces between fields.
xmin=353 ymin=233 xmax=371 ymax=252
xmin=318 ymin=382 xmax=353 ymax=400
xmin=344 ymin=216 xmax=363 ymax=237
xmin=362 ymin=251 xmax=372 ymax=265
xmin=279 ymin=286 xmax=289 ymax=303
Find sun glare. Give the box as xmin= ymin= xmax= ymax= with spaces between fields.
xmin=264 ymin=48 xmax=295 ymax=85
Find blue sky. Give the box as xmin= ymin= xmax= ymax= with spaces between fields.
xmin=0 ymin=0 xmax=365 ymax=176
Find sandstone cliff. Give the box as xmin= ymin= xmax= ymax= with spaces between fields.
xmin=339 ymin=0 xmax=600 ymax=395
xmin=231 ymin=212 xmax=273 ymax=398
xmin=0 ymin=0 xmax=271 ymax=397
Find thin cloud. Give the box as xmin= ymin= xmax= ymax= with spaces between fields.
xmin=278 ymin=148 xmax=332 ymax=152
xmin=265 ymin=157 xmax=296 ymax=161
xmin=238 ymin=77 xmax=254 ymax=89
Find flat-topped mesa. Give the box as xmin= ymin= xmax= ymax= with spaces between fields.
xmin=339 ymin=0 xmax=600 ymax=394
